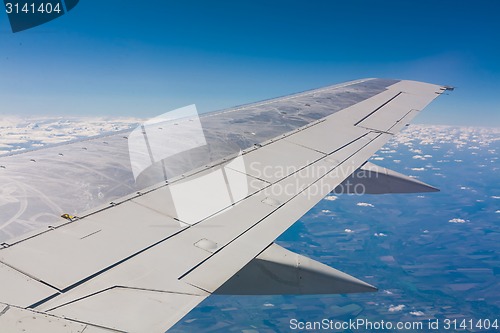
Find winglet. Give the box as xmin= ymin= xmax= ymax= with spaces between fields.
xmin=214 ymin=243 xmax=377 ymax=295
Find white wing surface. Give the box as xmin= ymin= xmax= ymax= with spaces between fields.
xmin=0 ymin=79 xmax=450 ymax=332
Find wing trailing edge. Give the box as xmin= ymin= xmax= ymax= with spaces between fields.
xmin=214 ymin=243 xmax=376 ymax=295
xmin=334 ymin=162 xmax=439 ymax=195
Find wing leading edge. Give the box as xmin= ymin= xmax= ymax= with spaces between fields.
xmin=0 ymin=79 xmax=448 ymax=332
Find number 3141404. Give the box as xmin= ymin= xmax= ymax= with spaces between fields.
xmin=5 ymin=2 xmax=62 ymax=14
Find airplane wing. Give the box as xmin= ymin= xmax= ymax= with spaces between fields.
xmin=0 ymin=78 xmax=450 ymax=332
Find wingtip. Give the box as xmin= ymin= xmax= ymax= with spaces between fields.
xmin=358 ymin=281 xmax=378 ymax=293
xmin=425 ymin=184 xmax=440 ymax=193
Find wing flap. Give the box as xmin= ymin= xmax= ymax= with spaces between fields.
xmin=283 ymin=120 xmax=369 ymax=154
xmin=0 ymin=201 xmax=184 ymax=291
xmin=226 ymin=139 xmax=325 ymax=183
xmin=0 ymin=306 xmax=87 ymax=333
xmin=49 ymin=288 xmax=206 ymax=333
xmin=0 ymin=262 xmax=58 ymax=308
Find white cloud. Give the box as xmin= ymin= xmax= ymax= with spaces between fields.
xmin=321 ymin=209 xmax=331 ymax=213
xmin=374 ymin=233 xmax=387 ymax=237
xmin=324 ymin=195 xmax=338 ymax=201
xmin=410 ymin=311 xmax=425 ymax=316
xmin=344 ymin=228 xmax=354 ymax=233
xmin=491 ymin=196 xmax=500 ymax=199
xmin=448 ymin=218 xmax=467 ymax=223
xmin=357 ymin=202 xmax=374 ymax=207
xmin=411 ymin=167 xmax=425 ymax=171
xmin=388 ymin=304 xmax=406 ymax=312
xmin=0 ymin=116 xmax=141 ymax=154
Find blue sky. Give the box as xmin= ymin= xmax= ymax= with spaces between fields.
xmin=0 ymin=0 xmax=499 ymax=126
